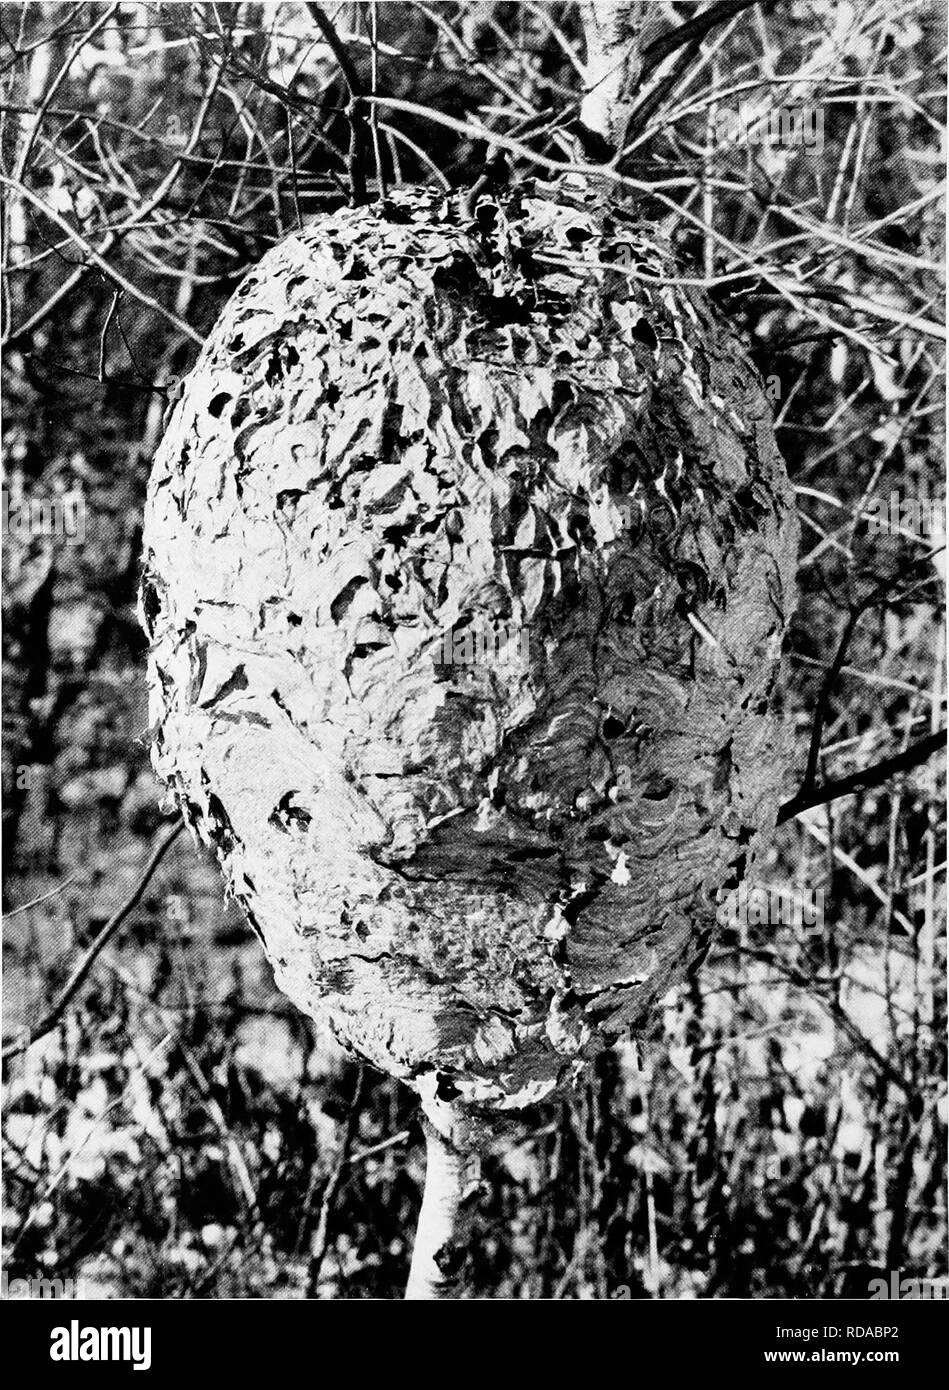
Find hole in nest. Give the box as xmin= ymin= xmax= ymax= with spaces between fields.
xmin=435 ymin=1072 xmax=461 ymax=1102
xmin=642 ymin=776 xmax=674 ymax=800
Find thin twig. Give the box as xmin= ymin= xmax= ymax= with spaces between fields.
xmin=367 ymin=0 xmax=387 ymax=197
xmin=733 ymin=946 xmax=914 ymax=1098
xmin=2 ymin=820 xmax=185 ymax=1061
xmin=306 ymin=1 xmax=369 ymax=205
xmin=346 ymin=1127 xmax=411 ymax=1167
xmin=97 ymin=287 xmax=120 ymax=382
xmin=286 ymin=106 xmax=303 ymax=229
xmin=4 ymin=53 xmax=225 ymax=348
xmin=307 ymin=1066 xmax=366 ymax=1293
xmin=2 ymin=176 xmax=205 ymax=344
xmin=12 ymin=1 xmax=122 ymax=183
xmin=3 ymin=874 xmax=78 ymax=918
xmin=801 ymin=606 xmax=863 ymax=804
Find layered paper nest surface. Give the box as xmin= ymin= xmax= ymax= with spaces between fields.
xmin=141 ymin=183 xmax=798 ymax=1112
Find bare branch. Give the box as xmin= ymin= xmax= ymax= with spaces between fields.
xmin=578 ymin=0 xmax=646 ymax=154
xmin=12 ymin=1 xmax=121 ymax=183
xmin=306 ymin=0 xmax=369 ymax=205
xmin=778 ymin=732 xmax=945 ymax=824
xmin=641 ymin=0 xmax=772 ymax=69
xmin=307 ymin=1066 xmax=366 ymax=1291
xmin=800 ymin=606 xmax=863 ymax=805
xmin=2 ymin=821 xmax=185 ymax=1062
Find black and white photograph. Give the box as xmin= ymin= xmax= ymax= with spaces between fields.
xmin=1 ymin=0 xmax=946 ymax=1327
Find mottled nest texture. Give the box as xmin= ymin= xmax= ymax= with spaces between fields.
xmin=141 ymin=181 xmax=798 ymax=1116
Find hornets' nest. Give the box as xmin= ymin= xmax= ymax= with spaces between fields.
xmin=141 ymin=182 xmax=798 ymax=1117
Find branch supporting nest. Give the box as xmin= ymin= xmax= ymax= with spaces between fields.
xmin=578 ymin=0 xmax=646 ymax=155
xmin=306 ymin=1 xmax=370 ymax=206
xmin=404 ymin=1089 xmax=485 ymax=1300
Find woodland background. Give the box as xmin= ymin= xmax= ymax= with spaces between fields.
xmin=2 ymin=0 xmax=946 ymax=1299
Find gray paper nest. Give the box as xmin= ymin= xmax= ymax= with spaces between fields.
xmin=140 ymin=182 xmax=798 ymax=1119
